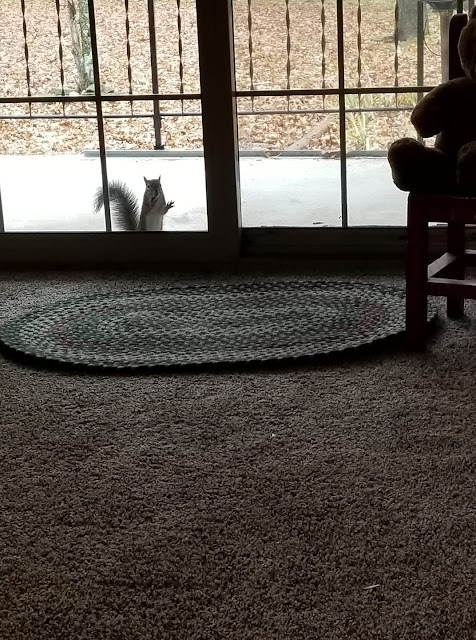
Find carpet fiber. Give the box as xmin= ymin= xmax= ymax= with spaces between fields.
xmin=1 ymin=268 xmax=476 ymax=640
xmin=0 ymin=281 xmax=437 ymax=368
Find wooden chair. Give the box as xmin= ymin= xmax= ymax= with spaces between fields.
xmin=406 ymin=11 xmax=476 ymax=350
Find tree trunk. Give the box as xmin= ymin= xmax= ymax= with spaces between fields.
xmin=396 ymin=0 xmax=426 ymax=41
xmin=440 ymin=9 xmax=452 ymax=82
xmin=67 ymin=0 xmax=94 ymax=92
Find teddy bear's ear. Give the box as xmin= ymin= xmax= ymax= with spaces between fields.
xmin=458 ymin=14 xmax=476 ymax=82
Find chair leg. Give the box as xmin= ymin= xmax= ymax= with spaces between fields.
xmin=406 ymin=196 xmax=429 ymax=351
xmin=446 ymin=221 xmax=465 ymax=318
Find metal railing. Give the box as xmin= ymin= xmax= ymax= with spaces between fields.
xmin=0 ymin=0 xmax=467 ymax=139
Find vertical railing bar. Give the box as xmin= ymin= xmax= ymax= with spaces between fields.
xmin=147 ymin=0 xmax=163 ymax=149
xmin=416 ymin=0 xmax=424 ymax=143
xmin=87 ymin=0 xmax=112 ymax=232
xmin=285 ymin=0 xmax=291 ymax=111
xmin=394 ymin=0 xmax=399 ymax=108
xmin=124 ymin=0 xmax=134 ymax=115
xmin=336 ymin=0 xmax=348 ymax=228
xmin=321 ymin=0 xmax=326 ymax=110
xmin=177 ymin=0 xmax=184 ymax=113
xmin=456 ymin=0 xmax=463 ymax=12
xmin=55 ymin=0 xmax=66 ymax=116
xmin=357 ymin=0 xmax=362 ymax=112
xmin=417 ymin=0 xmax=424 ymax=97
xmin=247 ymin=0 xmax=255 ymax=111
xmin=20 ymin=0 xmax=32 ymax=116
xmin=0 ymin=187 xmax=5 ymax=234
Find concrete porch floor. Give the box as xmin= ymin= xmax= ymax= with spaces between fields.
xmin=0 ymin=154 xmax=409 ymax=232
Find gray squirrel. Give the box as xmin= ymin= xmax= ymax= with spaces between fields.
xmin=93 ymin=177 xmax=174 ymax=231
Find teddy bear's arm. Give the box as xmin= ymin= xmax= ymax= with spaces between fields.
xmin=410 ymin=77 xmax=473 ymax=138
xmin=410 ymin=83 xmax=452 ymax=138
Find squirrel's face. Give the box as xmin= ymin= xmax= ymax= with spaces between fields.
xmin=143 ymin=177 xmax=162 ymax=205
xmin=144 ymin=176 xmax=161 ymax=189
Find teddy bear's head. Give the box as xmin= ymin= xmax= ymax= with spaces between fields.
xmin=458 ymin=6 xmax=476 ymax=81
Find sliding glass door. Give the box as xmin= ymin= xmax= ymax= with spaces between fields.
xmin=0 ymin=0 xmax=466 ymax=265
xmin=231 ymin=0 xmax=466 ymax=260
xmin=0 ymin=0 xmax=240 ymax=264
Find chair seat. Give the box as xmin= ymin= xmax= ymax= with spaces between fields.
xmin=409 ymin=192 xmax=476 ymax=224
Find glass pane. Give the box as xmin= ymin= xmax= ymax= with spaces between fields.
xmin=94 ymin=0 xmax=201 ymax=96
xmin=347 ymin=102 xmax=416 ymax=226
xmin=233 ymin=0 xmax=338 ymax=92
xmin=238 ymin=97 xmax=342 ymax=227
xmin=0 ymin=117 xmax=105 ymax=232
xmin=87 ymin=1 xmax=207 ymax=232
xmin=0 ymin=0 xmax=74 ymax=98
xmin=98 ymin=106 xmax=207 ymax=232
xmin=0 ymin=0 xmax=208 ymax=235
xmin=345 ymin=92 xmax=417 ymax=152
xmin=344 ymin=0 xmax=445 ymax=90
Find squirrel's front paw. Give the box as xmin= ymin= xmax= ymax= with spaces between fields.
xmin=166 ymin=200 xmax=174 ymax=210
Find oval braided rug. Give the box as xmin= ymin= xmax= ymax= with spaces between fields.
xmin=0 ymin=281 xmax=437 ymax=369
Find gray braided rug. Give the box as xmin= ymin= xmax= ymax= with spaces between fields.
xmin=0 ymin=281 xmax=437 ymax=369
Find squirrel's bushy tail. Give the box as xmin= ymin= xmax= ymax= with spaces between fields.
xmin=93 ymin=180 xmax=139 ymax=231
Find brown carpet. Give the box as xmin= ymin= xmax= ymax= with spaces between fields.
xmin=1 ymin=267 xmax=476 ymax=640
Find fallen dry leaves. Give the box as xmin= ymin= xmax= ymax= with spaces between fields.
xmin=0 ymin=0 xmax=445 ymax=154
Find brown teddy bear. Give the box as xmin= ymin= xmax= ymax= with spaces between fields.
xmin=388 ymin=6 xmax=476 ymax=195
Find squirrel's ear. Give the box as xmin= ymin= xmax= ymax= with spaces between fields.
xmin=143 ymin=176 xmax=148 ymax=186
